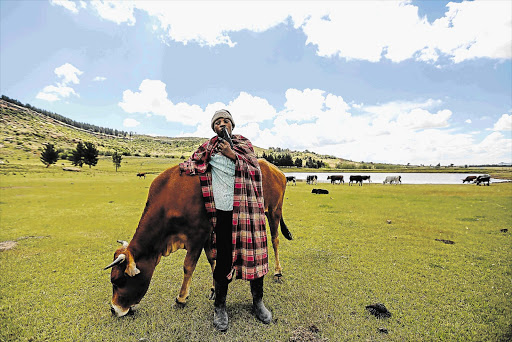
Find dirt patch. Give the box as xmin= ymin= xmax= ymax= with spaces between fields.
xmin=0 ymin=241 xmax=17 ymax=251
xmin=0 ymin=236 xmax=49 ymax=251
xmin=289 ymin=325 xmax=327 ymax=342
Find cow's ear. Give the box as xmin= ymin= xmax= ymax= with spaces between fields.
xmin=124 ymin=249 xmax=140 ymax=277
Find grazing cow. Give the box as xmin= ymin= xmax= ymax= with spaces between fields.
xmin=105 ymin=159 xmax=293 ymax=317
xmin=462 ymin=176 xmax=477 ymax=183
xmin=383 ymin=176 xmax=401 ymax=185
xmin=311 ymin=188 xmax=329 ymax=194
xmin=327 ymin=175 xmax=344 ymax=184
xmin=349 ymin=175 xmax=364 ymax=186
xmin=286 ymin=176 xmax=296 ymax=185
xmin=361 ymin=175 xmax=371 ymax=183
xmin=475 ymin=175 xmax=491 ymax=186
xmin=306 ymin=175 xmax=318 ymax=185
xmin=136 ymin=173 xmax=146 ymax=179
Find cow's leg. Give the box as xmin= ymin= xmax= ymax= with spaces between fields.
xmin=203 ymin=243 xmax=216 ymax=300
xmin=176 ymin=246 xmax=203 ymax=306
xmin=266 ymin=210 xmax=283 ymax=282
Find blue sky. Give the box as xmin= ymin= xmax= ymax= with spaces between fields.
xmin=1 ymin=0 xmax=511 ymax=165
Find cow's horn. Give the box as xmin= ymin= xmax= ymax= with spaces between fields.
xmin=104 ymin=254 xmax=126 ymax=270
xmin=117 ymin=240 xmax=129 ymax=248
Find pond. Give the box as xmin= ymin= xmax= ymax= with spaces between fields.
xmin=282 ymin=172 xmax=510 ymax=184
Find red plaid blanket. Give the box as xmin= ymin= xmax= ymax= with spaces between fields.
xmin=179 ymin=135 xmax=268 ymax=280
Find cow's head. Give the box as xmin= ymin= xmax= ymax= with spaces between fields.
xmin=104 ymin=240 xmax=155 ymax=317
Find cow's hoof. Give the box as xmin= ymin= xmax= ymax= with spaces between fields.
xmin=273 ymin=273 xmax=283 ymax=283
xmin=175 ymin=298 xmax=187 ymax=308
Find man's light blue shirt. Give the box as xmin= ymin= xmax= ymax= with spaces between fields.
xmin=210 ymin=153 xmax=235 ymax=211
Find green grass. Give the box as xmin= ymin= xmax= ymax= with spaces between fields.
xmin=1 ymin=158 xmax=511 ymax=341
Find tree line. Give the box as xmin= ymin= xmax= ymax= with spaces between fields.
xmin=2 ymin=95 xmax=129 ymax=137
xmin=260 ymin=152 xmax=325 ymax=168
xmin=40 ymin=141 xmax=122 ymax=171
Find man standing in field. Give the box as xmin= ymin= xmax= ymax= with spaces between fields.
xmin=180 ymin=109 xmax=272 ymax=332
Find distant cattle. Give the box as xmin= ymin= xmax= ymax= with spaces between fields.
xmin=361 ymin=175 xmax=371 ymax=183
xmin=311 ymin=188 xmax=329 ymax=194
xmin=137 ymin=173 xmax=146 ymax=179
xmin=327 ymin=175 xmax=344 ymax=184
xmin=462 ymin=176 xmax=477 ymax=183
xmin=475 ymin=175 xmax=491 ymax=186
xmin=349 ymin=175 xmax=364 ymax=186
xmin=383 ymin=176 xmax=401 ymax=185
xmin=286 ymin=176 xmax=296 ymax=185
xmin=307 ymin=175 xmax=318 ymax=185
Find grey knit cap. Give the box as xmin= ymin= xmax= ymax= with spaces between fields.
xmin=211 ymin=109 xmax=235 ymax=131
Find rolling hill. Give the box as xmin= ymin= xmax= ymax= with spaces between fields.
xmin=0 ymin=98 xmax=355 ymax=169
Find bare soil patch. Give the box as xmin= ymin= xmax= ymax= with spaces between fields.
xmin=0 ymin=241 xmax=17 ymax=251
xmin=288 ymin=325 xmax=328 ymax=342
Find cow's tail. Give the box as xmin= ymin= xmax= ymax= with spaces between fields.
xmin=280 ymin=217 xmax=293 ymax=240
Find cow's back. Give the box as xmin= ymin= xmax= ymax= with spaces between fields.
xmin=145 ymin=160 xmax=285 ymax=225
xmin=133 ymin=166 xmax=210 ymax=253
xmin=147 ymin=166 xmax=205 ymax=219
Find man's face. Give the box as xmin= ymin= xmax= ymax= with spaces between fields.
xmin=213 ymin=117 xmax=233 ymax=136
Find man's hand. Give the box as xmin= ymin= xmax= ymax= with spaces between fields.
xmin=217 ymin=139 xmax=236 ymax=160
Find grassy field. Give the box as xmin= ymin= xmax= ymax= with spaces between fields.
xmin=1 ymin=157 xmax=511 ymax=341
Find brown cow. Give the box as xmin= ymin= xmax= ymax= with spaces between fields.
xmin=462 ymin=176 xmax=477 ymax=183
xmin=105 ymin=159 xmax=292 ymax=317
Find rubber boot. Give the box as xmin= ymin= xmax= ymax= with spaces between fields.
xmin=250 ymin=277 xmax=272 ymax=324
xmin=213 ymin=281 xmax=229 ymax=332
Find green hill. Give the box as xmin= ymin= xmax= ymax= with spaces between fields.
xmin=0 ymin=98 xmax=362 ymax=169
xmin=2 ymin=97 xmax=511 ymax=179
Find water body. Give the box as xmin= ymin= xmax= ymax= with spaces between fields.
xmin=283 ymin=172 xmax=509 ymax=185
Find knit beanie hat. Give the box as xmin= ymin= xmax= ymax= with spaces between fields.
xmin=211 ymin=109 xmax=235 ymax=131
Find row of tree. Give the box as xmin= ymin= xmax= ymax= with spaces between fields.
xmin=41 ymin=141 xmax=124 ymax=171
xmin=260 ymin=152 xmax=325 ymax=168
xmin=41 ymin=142 xmax=99 ymax=168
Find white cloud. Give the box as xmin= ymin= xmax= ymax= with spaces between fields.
xmin=54 ymin=63 xmax=83 ymax=85
xmin=280 ymin=88 xmax=329 ymax=122
xmin=363 ymin=99 xmax=448 ymax=133
xmin=432 ymin=0 xmax=512 ymax=62
xmin=41 ymin=85 xmax=78 ymax=98
xmin=123 ymin=118 xmax=140 ymax=128
xmin=472 ymin=131 xmax=512 ymax=163
xmin=37 ymin=63 xmax=82 ymax=102
xmin=93 ymin=76 xmax=107 ymax=81
xmin=50 ymin=0 xmax=78 ymax=14
xmin=396 ymin=108 xmax=451 ymax=130
xmin=133 ymin=1 xmax=292 ymax=47
xmin=36 ymin=92 xmax=60 ymax=102
xmin=493 ymin=114 xmax=512 ymax=131
xmin=90 ymin=0 xmax=136 ymax=25
xmin=227 ymin=92 xmax=276 ymax=124
xmin=55 ymin=0 xmax=511 ymax=63
xmin=36 ymin=85 xmax=78 ymax=102
xmin=118 ymin=79 xmax=206 ymax=126
xmin=465 ymin=119 xmax=472 ymax=124
xmin=119 ymin=80 xmax=280 ymax=134
xmin=170 ymin=89 xmax=511 ymax=165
